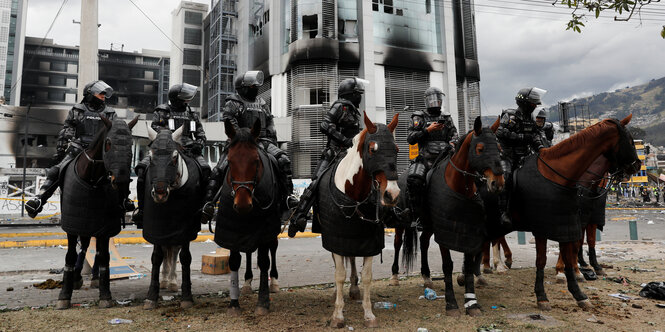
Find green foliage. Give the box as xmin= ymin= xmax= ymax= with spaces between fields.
xmin=559 ymin=0 xmax=665 ymax=38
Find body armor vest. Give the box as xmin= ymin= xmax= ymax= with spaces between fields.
xmin=328 ymin=100 xmax=361 ymax=149
xmin=501 ymin=108 xmax=537 ymax=158
xmin=153 ymin=104 xmax=197 ymax=147
xmin=75 ymin=105 xmax=115 ymax=147
xmin=231 ymin=95 xmax=270 ymax=138
xmin=418 ymin=112 xmax=454 ymax=162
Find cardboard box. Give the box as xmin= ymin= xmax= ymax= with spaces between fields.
xmin=86 ymin=237 xmax=140 ymax=279
xmin=201 ymin=248 xmax=230 ymax=275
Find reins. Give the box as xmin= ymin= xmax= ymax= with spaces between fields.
xmin=327 ymin=166 xmax=383 ymax=224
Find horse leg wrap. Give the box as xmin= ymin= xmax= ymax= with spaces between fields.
xmin=230 ymin=271 xmax=240 ymax=300
xmin=58 ymin=265 xmax=75 ymax=301
xmin=534 ymin=269 xmax=548 ymax=302
xmin=564 ymin=267 xmax=588 ymax=301
xmin=464 ymin=293 xmax=479 ymax=309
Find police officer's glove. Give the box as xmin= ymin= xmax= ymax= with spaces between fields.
xmin=288 ymin=215 xmax=308 ymax=238
xmin=25 ymin=198 xmax=44 ymax=219
xmin=191 ymin=142 xmax=204 ymax=155
xmin=343 ymin=137 xmax=354 ymax=148
xmin=201 ymin=201 xmax=215 ymax=224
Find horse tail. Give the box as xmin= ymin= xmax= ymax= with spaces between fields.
xmin=401 ymin=225 xmax=419 ymax=272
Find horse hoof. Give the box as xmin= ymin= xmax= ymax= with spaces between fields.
xmin=73 ymin=278 xmax=83 ymax=290
xmin=496 ymin=267 xmax=507 ymax=275
xmin=98 ymin=299 xmax=113 ymax=309
xmin=505 ymin=260 xmax=513 ymax=269
xmin=537 ymin=301 xmax=552 ymax=311
xmin=555 ymin=273 xmax=566 ymax=284
xmin=476 ymin=275 xmax=489 ymax=286
xmin=330 ymin=318 xmax=345 ymax=328
xmin=168 ymin=283 xmax=179 ymax=292
xmin=56 ymin=300 xmax=71 ymax=310
xmin=364 ymin=318 xmax=379 ymax=328
xmin=456 ymin=274 xmax=465 ymax=286
xmin=349 ymin=286 xmax=361 ymax=301
xmin=228 ymin=306 xmax=242 ymax=317
xmin=90 ymin=279 xmax=99 ymax=289
xmin=181 ymin=300 xmax=194 ymax=309
xmin=270 ymin=279 xmax=280 ymax=293
xmin=446 ymin=309 xmax=461 ymax=317
xmin=389 ymin=275 xmax=400 ymax=286
xmin=466 ymin=308 xmax=482 ymax=317
xmin=143 ymin=299 xmax=157 ymax=310
xmin=576 ymin=274 xmax=585 ymax=282
xmin=483 ymin=267 xmax=493 ymax=274
xmin=594 ymin=268 xmax=607 ymax=276
xmin=255 ymin=306 xmax=269 ymax=316
xmin=423 ymin=278 xmax=434 ymax=289
xmin=241 ymin=285 xmax=253 ymax=296
xmin=577 ymin=299 xmax=593 ymax=309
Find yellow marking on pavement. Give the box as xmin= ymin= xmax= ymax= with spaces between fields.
xmin=611 ymin=217 xmax=635 ymax=221
xmin=607 ymin=207 xmax=664 ymax=210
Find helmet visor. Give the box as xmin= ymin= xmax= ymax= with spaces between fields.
xmin=354 ymin=78 xmax=369 ymax=94
xmin=241 ymin=71 xmax=264 ymax=87
xmin=528 ymin=88 xmax=547 ymax=105
xmin=425 ymin=92 xmax=444 ymax=109
xmin=89 ymin=81 xmax=114 ymax=98
xmin=178 ymin=83 xmax=198 ymax=101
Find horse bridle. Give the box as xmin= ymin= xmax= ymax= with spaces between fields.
xmin=228 ymin=159 xmax=259 ymax=197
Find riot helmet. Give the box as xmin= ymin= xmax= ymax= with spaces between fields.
xmin=515 ymin=87 xmax=546 ymax=114
xmin=168 ymin=83 xmax=198 ymax=109
xmin=535 ymin=108 xmax=547 ymax=128
xmin=82 ymin=80 xmax=113 ymax=111
xmin=235 ymin=70 xmax=264 ymax=101
xmin=338 ymin=77 xmax=368 ymax=108
xmin=424 ymin=86 xmax=445 ymax=116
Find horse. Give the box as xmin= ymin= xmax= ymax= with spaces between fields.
xmin=313 ymin=112 xmax=399 ymax=328
xmin=142 ymin=125 xmax=206 ymax=310
xmin=555 ymin=154 xmax=611 ymax=283
xmin=239 ymin=240 xmax=281 ymax=294
xmin=510 ymin=115 xmax=640 ymax=310
xmin=481 ymin=236 xmax=513 ymax=274
xmin=55 ymin=116 xmax=138 ymax=309
xmin=212 ymin=119 xmax=284 ymax=316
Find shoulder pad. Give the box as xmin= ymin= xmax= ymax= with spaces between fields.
xmin=154 ymin=104 xmax=170 ymax=112
xmin=501 ymin=108 xmax=517 ymax=116
xmin=256 ymin=97 xmax=267 ymax=106
xmin=103 ymin=107 xmax=116 ymax=114
xmin=411 ymin=110 xmax=426 ymax=118
xmin=225 ymin=94 xmax=242 ymax=103
xmin=72 ymin=103 xmax=87 ymax=112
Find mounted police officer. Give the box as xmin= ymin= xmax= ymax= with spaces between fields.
xmin=535 ymin=108 xmax=554 ymax=147
xmin=287 ymin=77 xmax=368 ymax=237
xmin=403 ymin=86 xmax=458 ymax=223
xmin=496 ymin=87 xmax=547 ymax=227
xmin=132 ymin=83 xmax=209 ymax=226
xmin=25 ymin=80 xmax=121 ymax=218
xmin=202 ymin=70 xmax=295 ymax=221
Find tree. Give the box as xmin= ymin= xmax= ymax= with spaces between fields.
xmin=558 ymin=0 xmax=665 ymax=38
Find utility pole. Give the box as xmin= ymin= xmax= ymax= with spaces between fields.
xmin=21 ymin=100 xmax=32 ymax=217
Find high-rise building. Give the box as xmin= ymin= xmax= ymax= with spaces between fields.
xmin=20 ymin=37 xmax=169 ymax=113
xmin=170 ymin=1 xmax=208 ymax=112
xmin=0 ymin=0 xmax=28 ymax=105
xmin=206 ymin=0 xmax=238 ymax=121
xmin=205 ymin=0 xmax=481 ymax=177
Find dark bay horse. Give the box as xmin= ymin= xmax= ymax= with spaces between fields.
xmin=555 ymin=154 xmax=611 ymax=282
xmin=142 ymin=125 xmax=205 ymax=310
xmin=213 ymin=119 xmax=283 ymax=316
xmin=315 ymin=112 xmax=400 ymax=328
xmin=513 ymin=115 xmax=640 ymax=310
xmin=56 ymin=116 xmax=138 ymax=309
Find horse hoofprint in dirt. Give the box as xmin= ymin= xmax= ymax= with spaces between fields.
xmin=315 ymin=112 xmax=400 ymax=328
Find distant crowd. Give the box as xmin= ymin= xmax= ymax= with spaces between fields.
xmin=611 ymin=184 xmax=662 ymax=204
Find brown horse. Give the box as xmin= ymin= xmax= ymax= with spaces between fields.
xmin=555 ymin=154 xmax=611 ymax=282
xmin=518 ymin=115 xmax=640 ymax=310
xmin=56 ymin=116 xmax=138 ymax=309
xmin=316 ymin=112 xmax=399 ymax=328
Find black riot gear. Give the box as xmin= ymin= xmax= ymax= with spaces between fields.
xmin=495 ymin=87 xmax=548 ymax=227
xmin=289 ymin=79 xmax=367 ymax=237
xmin=168 ymin=83 xmax=198 ymax=109
xmin=26 ymin=81 xmax=119 ymax=218
xmin=234 ymin=70 xmax=264 ymax=101
xmin=404 ymin=91 xmax=458 ymax=223
xmin=535 ymin=109 xmax=554 ymax=147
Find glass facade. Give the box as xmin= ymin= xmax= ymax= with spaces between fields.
xmin=371 ymin=0 xmax=442 ymax=54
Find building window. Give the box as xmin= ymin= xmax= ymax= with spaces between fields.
xmin=184 ymin=28 xmax=202 ymax=45
xmin=50 ymin=75 xmax=65 ymax=86
xmin=183 ymin=48 xmax=201 ymax=66
xmin=48 ymin=91 xmax=65 ymax=102
xmin=384 ymin=0 xmax=393 ymax=14
xmin=372 ymin=0 xmax=379 ymax=11
xmin=302 ymin=15 xmax=318 ymax=39
xmin=184 ymin=11 xmax=202 ymax=25
xmin=51 ymin=61 xmax=66 ymax=72
xmin=426 ymin=0 xmax=432 ymax=14
xmin=183 ymin=69 xmax=201 ymax=86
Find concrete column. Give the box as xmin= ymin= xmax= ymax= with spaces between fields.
xmin=438 ymin=0 xmax=460 ymax=130
xmin=356 ymin=0 xmax=375 ymax=120
xmin=77 ymin=0 xmax=99 ymax=101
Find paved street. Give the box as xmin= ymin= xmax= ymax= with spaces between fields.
xmin=0 ymin=207 xmax=664 ymax=310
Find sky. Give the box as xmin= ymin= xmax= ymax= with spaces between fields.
xmin=25 ymin=0 xmax=665 ymax=116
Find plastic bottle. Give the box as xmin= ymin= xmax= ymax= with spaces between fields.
xmin=417 ymin=328 xmax=429 ymax=332
xmin=373 ymin=301 xmax=396 ymax=309
xmin=108 ymin=318 xmax=133 ymax=324
xmin=424 ymin=288 xmax=437 ymax=300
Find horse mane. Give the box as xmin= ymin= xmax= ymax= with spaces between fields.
xmin=228 ymin=128 xmax=258 ymax=148
xmin=541 ymin=120 xmax=612 ymax=159
xmin=454 ymin=130 xmax=473 ymax=148
xmin=355 ymin=128 xmax=368 ymax=156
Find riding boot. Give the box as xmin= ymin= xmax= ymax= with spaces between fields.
xmin=25 ymin=165 xmax=61 ymax=218
xmin=288 ymin=183 xmax=316 ymax=237
xmin=498 ymin=191 xmax=513 ymax=228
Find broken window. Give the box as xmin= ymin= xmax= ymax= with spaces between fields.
xmin=302 ymin=15 xmax=318 ymax=39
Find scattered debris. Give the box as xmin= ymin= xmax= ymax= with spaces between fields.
xmin=586 ymin=314 xmax=604 ymax=324
xmin=162 ymin=296 xmax=174 ymax=301
xmin=609 ymin=293 xmax=637 ymax=301
xmin=108 ymin=318 xmax=133 ymax=325
xmin=116 ymin=300 xmax=131 ymax=306
xmin=632 ymin=303 xmax=642 ymax=309
xmin=630 ymin=266 xmax=655 ymax=272
xmin=639 ymin=282 xmax=665 ymax=300
xmin=33 ymin=279 xmax=62 ymax=289
xmin=6 ymin=287 xmax=13 ymax=292
xmin=48 ymin=268 xmax=63 ymax=274
xmin=477 ymin=324 xmax=502 ymax=332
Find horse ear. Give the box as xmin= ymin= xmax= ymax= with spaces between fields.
xmin=363 ymin=111 xmax=377 ymax=134
xmin=620 ymin=114 xmax=632 ymax=126
xmin=387 ymin=113 xmax=399 ymax=133
xmin=100 ymin=114 xmax=112 ymax=129
xmin=172 ymin=125 xmax=184 ymax=143
xmin=128 ymin=115 xmax=139 ymax=130
xmin=491 ymin=115 xmax=500 ymax=133
xmin=224 ymin=119 xmax=236 ymax=139
xmin=473 ymin=116 xmax=482 ymax=136
xmin=251 ymin=119 xmax=261 ymax=140
xmin=146 ymin=122 xmax=158 ymax=141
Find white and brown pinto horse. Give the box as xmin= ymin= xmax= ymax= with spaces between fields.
xmin=315 ymin=112 xmax=400 ymax=328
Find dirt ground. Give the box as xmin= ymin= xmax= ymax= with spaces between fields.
xmin=1 ymin=259 xmax=664 ymax=332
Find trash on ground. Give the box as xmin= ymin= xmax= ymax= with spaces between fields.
xmin=49 ymin=268 xmax=63 ymax=274
xmin=606 ymin=276 xmax=631 ymax=285
xmin=639 ymin=282 xmax=665 ymax=300
xmin=348 ymin=327 xmax=354 ymax=331
xmin=656 ymin=303 xmax=665 ymax=308
xmin=417 ymin=328 xmax=429 ymax=332
xmin=162 ymin=295 xmax=174 ymax=301
xmin=630 ymin=266 xmax=656 ymax=272
xmin=129 ymin=273 xmax=145 ymax=280
xmin=632 ymin=303 xmax=643 ymax=309
xmin=116 ymin=300 xmax=131 ymax=305
xmin=373 ymin=301 xmax=396 ymax=309
xmin=476 ymin=323 xmax=502 ymax=332
xmin=6 ymin=287 xmax=13 ymax=291
xmin=108 ymin=318 xmax=133 ymax=324
xmin=420 ymin=288 xmax=444 ymax=300
xmin=33 ymin=279 xmax=62 ymax=289
xmin=586 ymin=314 xmax=604 ymax=324
xmin=609 ymin=293 xmax=637 ymax=301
